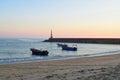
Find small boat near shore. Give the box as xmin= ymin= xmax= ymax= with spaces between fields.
xmin=62 ymin=46 xmax=77 ymax=51
xmin=30 ymin=48 xmax=49 ymax=56
xmin=57 ymin=43 xmax=68 ymax=47
xmin=57 ymin=43 xmax=77 ymax=51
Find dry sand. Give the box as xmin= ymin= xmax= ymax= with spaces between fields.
xmin=0 ymin=54 xmax=120 ymax=80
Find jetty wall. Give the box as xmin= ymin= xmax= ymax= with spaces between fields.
xmin=44 ymin=38 xmax=120 ymax=44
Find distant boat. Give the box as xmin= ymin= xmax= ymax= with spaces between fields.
xmin=57 ymin=43 xmax=68 ymax=47
xmin=30 ymin=48 xmax=49 ymax=56
xmin=62 ymin=46 xmax=77 ymax=51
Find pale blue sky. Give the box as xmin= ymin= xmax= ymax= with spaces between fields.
xmin=0 ymin=0 xmax=120 ymax=38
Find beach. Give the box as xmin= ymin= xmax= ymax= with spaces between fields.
xmin=0 ymin=53 xmax=120 ymax=80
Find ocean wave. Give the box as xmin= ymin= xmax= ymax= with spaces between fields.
xmin=17 ymin=38 xmax=44 ymax=42
xmin=83 ymin=50 xmax=120 ymax=57
xmin=0 ymin=57 xmax=43 ymax=64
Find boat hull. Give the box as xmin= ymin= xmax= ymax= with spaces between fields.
xmin=30 ymin=48 xmax=49 ymax=56
xmin=62 ymin=46 xmax=77 ymax=51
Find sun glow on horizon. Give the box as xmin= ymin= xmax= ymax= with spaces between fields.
xmin=0 ymin=0 xmax=120 ymax=38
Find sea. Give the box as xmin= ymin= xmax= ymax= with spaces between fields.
xmin=0 ymin=38 xmax=120 ymax=64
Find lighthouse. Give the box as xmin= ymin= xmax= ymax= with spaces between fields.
xmin=50 ymin=30 xmax=53 ymax=39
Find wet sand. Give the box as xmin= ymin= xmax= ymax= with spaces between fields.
xmin=0 ymin=53 xmax=120 ymax=80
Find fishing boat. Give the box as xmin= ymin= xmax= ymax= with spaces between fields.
xmin=57 ymin=43 xmax=68 ymax=47
xmin=30 ymin=48 xmax=49 ymax=56
xmin=62 ymin=46 xmax=77 ymax=51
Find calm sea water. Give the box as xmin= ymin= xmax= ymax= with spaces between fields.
xmin=0 ymin=38 xmax=120 ymax=64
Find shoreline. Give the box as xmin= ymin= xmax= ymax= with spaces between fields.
xmin=0 ymin=52 xmax=118 ymax=65
xmin=0 ymin=53 xmax=120 ymax=80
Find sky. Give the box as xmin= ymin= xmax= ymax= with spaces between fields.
xmin=0 ymin=0 xmax=120 ymax=38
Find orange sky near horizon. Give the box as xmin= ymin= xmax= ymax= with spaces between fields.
xmin=0 ymin=0 xmax=120 ymax=38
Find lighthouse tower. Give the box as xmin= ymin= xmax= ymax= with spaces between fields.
xmin=50 ymin=30 xmax=53 ymax=39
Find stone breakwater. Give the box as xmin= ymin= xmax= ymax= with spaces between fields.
xmin=44 ymin=38 xmax=120 ymax=44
